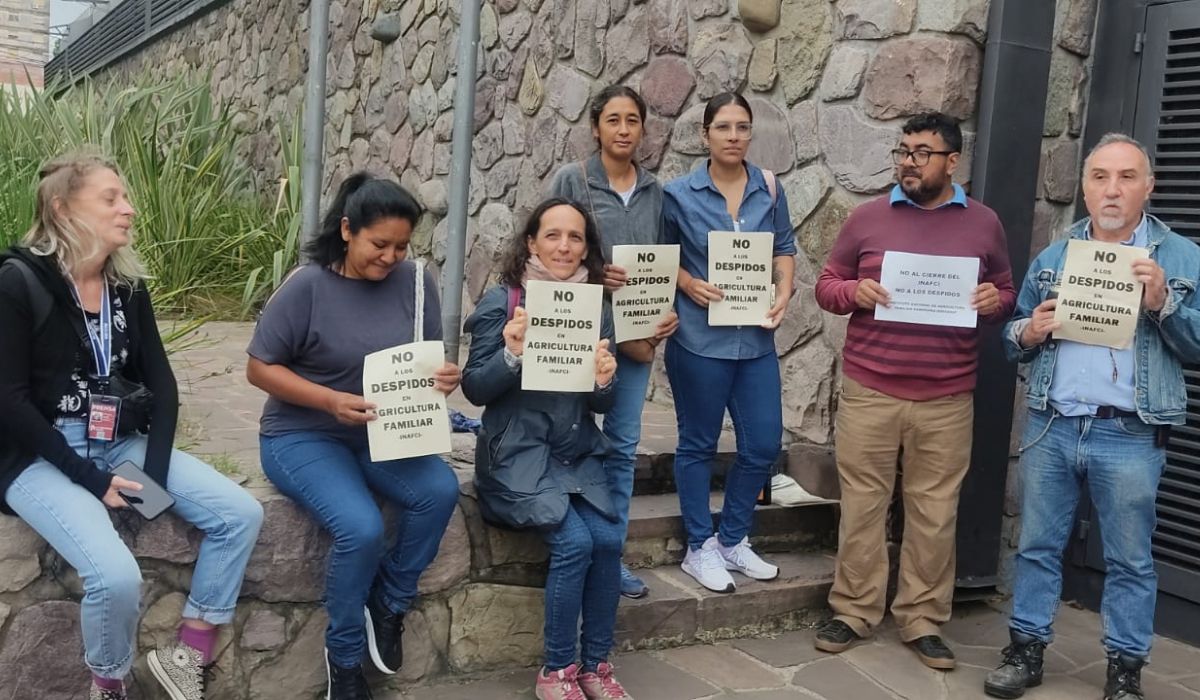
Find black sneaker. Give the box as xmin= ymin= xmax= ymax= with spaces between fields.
xmin=813 ymin=618 xmax=863 ymax=654
xmin=364 ymin=589 xmax=404 ymax=675
xmin=1104 ymin=653 xmax=1145 ymax=700
xmin=325 ymin=649 xmax=373 ymax=700
xmin=984 ymin=629 xmax=1046 ymax=698
xmin=908 ymin=634 xmax=956 ymax=670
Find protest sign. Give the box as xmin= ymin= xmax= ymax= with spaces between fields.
xmin=522 ymin=280 xmax=603 ymax=392
xmin=875 ymin=251 xmax=980 ymax=328
xmin=1052 ymin=239 xmax=1146 ymax=349
xmin=363 ymin=340 xmax=451 ymax=462
xmin=611 ymin=244 xmax=679 ymax=342
xmin=707 ymin=231 xmax=773 ymax=326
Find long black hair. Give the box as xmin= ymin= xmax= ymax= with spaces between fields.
xmin=304 ymin=172 xmax=424 ymax=267
xmin=702 ymin=92 xmax=754 ymax=129
xmin=589 ymin=85 xmax=647 ymax=128
xmin=498 ymin=197 xmax=606 ymax=287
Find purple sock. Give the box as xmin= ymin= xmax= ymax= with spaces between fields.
xmin=92 ymin=674 xmax=123 ymax=691
xmin=179 ymin=624 xmax=218 ymax=665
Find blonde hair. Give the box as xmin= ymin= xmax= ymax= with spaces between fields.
xmin=22 ymin=150 xmax=147 ymax=287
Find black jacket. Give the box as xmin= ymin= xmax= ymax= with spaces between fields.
xmin=461 ymin=284 xmax=616 ymax=530
xmin=0 ymin=247 xmax=179 ymax=514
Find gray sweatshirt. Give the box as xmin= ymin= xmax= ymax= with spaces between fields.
xmin=547 ymin=153 xmax=664 ymax=263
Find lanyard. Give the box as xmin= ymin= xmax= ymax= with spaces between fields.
xmin=68 ymin=281 xmax=112 ymax=378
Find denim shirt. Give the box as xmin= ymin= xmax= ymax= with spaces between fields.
xmin=663 ymin=160 xmax=797 ymax=360
xmin=1003 ymin=214 xmax=1200 ymax=425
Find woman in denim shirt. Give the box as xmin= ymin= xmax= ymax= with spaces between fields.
xmin=548 ymin=86 xmax=679 ymax=600
xmin=662 ymin=92 xmax=797 ymax=594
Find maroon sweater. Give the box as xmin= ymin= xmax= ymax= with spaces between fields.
xmin=815 ymin=193 xmax=1016 ymax=401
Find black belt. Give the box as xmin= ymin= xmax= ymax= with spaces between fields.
xmin=1094 ymin=406 xmax=1138 ymax=419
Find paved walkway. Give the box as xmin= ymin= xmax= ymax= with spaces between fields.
xmin=169 ymin=323 xmax=1200 ymax=700
xmin=382 ymin=603 xmax=1200 ymax=700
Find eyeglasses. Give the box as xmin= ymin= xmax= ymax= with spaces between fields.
xmin=891 ymin=148 xmax=956 ymax=166
xmin=708 ymin=123 xmax=753 ymax=138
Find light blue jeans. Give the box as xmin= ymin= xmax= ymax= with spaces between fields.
xmin=602 ymin=353 xmax=653 ymax=538
xmin=5 ymin=419 xmax=264 ymax=679
xmin=1009 ymin=408 xmax=1164 ymax=658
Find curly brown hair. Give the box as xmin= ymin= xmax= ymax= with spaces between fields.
xmin=497 ymin=197 xmax=606 ymax=287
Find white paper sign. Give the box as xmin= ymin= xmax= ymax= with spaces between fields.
xmin=611 ymin=244 xmax=679 ymax=342
xmin=522 ymin=280 xmax=603 ymax=392
xmin=707 ymin=231 xmax=773 ymax=326
xmin=1052 ymin=239 xmax=1146 ymax=349
xmin=363 ymin=340 xmax=452 ymax=462
xmin=875 ymin=251 xmax=980 ymax=328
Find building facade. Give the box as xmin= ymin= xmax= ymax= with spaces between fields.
xmin=0 ymin=0 xmax=48 ymax=91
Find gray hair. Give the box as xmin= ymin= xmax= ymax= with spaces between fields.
xmin=1083 ymin=133 xmax=1153 ymax=176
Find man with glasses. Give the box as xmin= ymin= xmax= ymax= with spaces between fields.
xmin=813 ymin=112 xmax=1016 ymax=669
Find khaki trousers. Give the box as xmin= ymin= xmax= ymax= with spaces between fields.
xmin=828 ymin=375 xmax=974 ymax=641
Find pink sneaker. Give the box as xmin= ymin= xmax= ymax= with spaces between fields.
xmin=535 ymin=663 xmax=587 ymax=700
xmin=578 ymin=662 xmax=633 ymax=699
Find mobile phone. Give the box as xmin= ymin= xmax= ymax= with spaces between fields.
xmin=112 ymin=461 xmax=175 ymax=520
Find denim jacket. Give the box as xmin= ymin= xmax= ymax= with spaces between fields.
xmin=1003 ymin=214 xmax=1200 ymax=425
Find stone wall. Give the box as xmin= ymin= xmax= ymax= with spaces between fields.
xmin=106 ymin=0 xmax=1010 ymax=449
xmin=0 ymin=439 xmax=562 ymax=700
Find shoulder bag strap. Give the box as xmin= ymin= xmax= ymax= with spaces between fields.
xmin=412 ymin=258 xmax=425 ymax=343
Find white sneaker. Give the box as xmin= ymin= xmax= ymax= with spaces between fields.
xmin=681 ymin=536 xmax=736 ymax=593
xmin=717 ymin=536 xmax=779 ymax=580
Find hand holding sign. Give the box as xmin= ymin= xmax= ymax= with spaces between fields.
xmin=503 ymin=306 xmax=528 ymax=356
xmin=1132 ymin=258 xmax=1167 ymax=311
xmin=327 ymin=391 xmax=377 ymax=426
xmin=1053 ymin=240 xmax=1146 ymax=348
xmin=522 ymin=281 xmax=604 ymax=392
xmin=855 ymin=279 xmax=892 ymax=311
xmin=970 ymin=282 xmax=1002 ymax=317
xmin=654 ymin=310 xmax=679 ymax=340
xmin=708 ymin=232 xmax=774 ymax=326
xmin=684 ymin=276 xmax=723 ymax=307
xmin=595 ymin=339 xmax=616 ymax=386
xmin=363 ymin=341 xmax=452 ymax=461
xmin=1020 ymin=298 xmax=1061 ymax=347
xmin=603 ymin=264 xmax=628 ymax=292
xmin=433 ymin=362 xmax=462 ymax=395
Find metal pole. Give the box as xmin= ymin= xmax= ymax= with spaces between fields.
xmin=300 ymin=0 xmax=330 ymax=247
xmin=441 ymin=0 xmax=481 ymax=363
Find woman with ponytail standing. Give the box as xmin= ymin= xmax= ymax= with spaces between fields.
xmin=247 ymin=173 xmax=462 ymax=700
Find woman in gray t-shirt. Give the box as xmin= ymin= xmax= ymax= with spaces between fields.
xmin=246 ymin=174 xmax=461 ymax=698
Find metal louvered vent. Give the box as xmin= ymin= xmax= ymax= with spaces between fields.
xmin=44 ymin=0 xmax=230 ymax=83
xmin=1140 ymin=16 xmax=1200 ymax=603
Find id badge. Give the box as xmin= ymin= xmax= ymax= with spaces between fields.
xmin=87 ymin=394 xmax=121 ymax=441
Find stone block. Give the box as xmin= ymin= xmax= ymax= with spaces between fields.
xmin=915 ymin=0 xmax=988 ymax=44
xmin=740 ymin=0 xmax=782 ymax=33
xmin=1044 ymin=48 xmax=1086 ymax=138
xmin=0 ymin=601 xmax=89 ymax=699
xmin=690 ymin=23 xmax=754 ymax=100
xmin=660 ymin=644 xmax=786 ymax=690
xmin=775 ymin=0 xmax=832 ymax=106
xmin=670 ymin=103 xmax=708 ymax=156
xmin=862 ymin=35 xmax=982 ymax=121
xmin=546 ymin=64 xmax=591 ymax=121
xmin=748 ymin=39 xmax=777 ymax=92
xmin=1059 ymin=0 xmax=1099 ymax=57
xmin=780 ymin=337 xmax=837 ymax=444
xmin=787 ymin=100 xmax=819 ymax=165
xmin=649 ymin=0 xmax=689 ymax=55
xmin=473 ymin=120 xmax=505 ymax=169
xmin=604 ymin=4 xmax=651 ymax=81
xmin=248 ymin=608 xmax=328 ymax=700
xmin=240 ymin=609 xmax=287 ymax=651
xmin=779 ymin=163 xmax=830 ymax=230
xmin=836 ymin=0 xmax=916 ymax=39
xmin=399 ymin=599 xmax=451 ymax=681
xmin=613 ymin=572 xmax=699 ymax=645
xmin=447 ymin=583 xmax=545 ymax=671
xmin=636 ymin=114 xmax=673 ymax=170
xmin=573 ymin=1 xmax=605 ymax=77
xmin=1042 ymin=138 xmax=1081 ymax=204
xmin=241 ymin=495 xmax=330 ymax=604
xmin=640 ymin=55 xmax=694 ymax=118
xmin=518 ymin=56 xmax=545 ymax=115
xmin=817 ymin=105 xmax=895 ymax=194
xmin=0 ymin=516 xmax=43 ymax=593
xmin=499 ymin=7 xmax=533 ymax=49
xmin=745 ymin=96 xmax=795 ymax=175
xmin=818 ymin=43 xmax=870 ymax=101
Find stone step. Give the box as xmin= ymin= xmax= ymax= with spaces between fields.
xmin=632 ymin=443 xmax=841 ymax=499
xmin=614 ymin=550 xmax=835 ymax=649
xmin=623 ymin=492 xmax=838 ymax=568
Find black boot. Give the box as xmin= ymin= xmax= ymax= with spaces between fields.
xmin=364 ymin=588 xmax=405 ymax=675
xmin=325 ymin=649 xmax=373 ymax=700
xmin=983 ymin=629 xmax=1046 ymax=699
xmin=1104 ymin=653 xmax=1145 ymax=700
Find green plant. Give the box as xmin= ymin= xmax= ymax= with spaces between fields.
xmin=0 ymin=75 xmax=302 ymax=318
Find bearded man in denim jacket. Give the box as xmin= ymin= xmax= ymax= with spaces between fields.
xmin=984 ymin=134 xmax=1200 ymax=700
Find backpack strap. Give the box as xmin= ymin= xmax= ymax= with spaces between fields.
xmin=579 ymin=160 xmax=600 ymax=226
xmin=412 ymin=258 xmax=425 ymax=342
xmin=2 ymin=258 xmax=53 ymax=336
xmin=506 ymin=285 xmax=521 ymax=321
xmin=763 ymin=169 xmax=778 ymax=206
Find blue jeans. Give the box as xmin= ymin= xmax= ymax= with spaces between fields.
xmin=1010 ymin=408 xmax=1164 ymax=658
xmin=5 ymin=420 xmax=263 ymax=679
xmin=541 ymin=497 xmax=624 ymax=670
xmin=259 ymin=430 xmax=459 ymax=669
xmin=602 ymin=352 xmax=653 ymax=537
xmin=664 ymin=341 xmax=782 ymax=551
